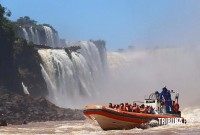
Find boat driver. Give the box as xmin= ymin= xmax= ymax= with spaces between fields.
xmin=160 ymin=87 xmax=172 ymax=113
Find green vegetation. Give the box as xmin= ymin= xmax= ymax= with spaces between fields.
xmin=0 ymin=4 xmax=17 ymax=91
xmin=15 ymin=16 xmax=37 ymax=26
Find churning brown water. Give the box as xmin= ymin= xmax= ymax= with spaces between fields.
xmin=0 ymin=120 xmax=199 ymax=135
xmin=0 ymin=107 xmax=200 ymax=135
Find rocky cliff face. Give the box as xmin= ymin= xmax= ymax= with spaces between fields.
xmin=13 ymin=39 xmax=48 ymax=96
xmin=0 ymin=89 xmax=84 ymax=125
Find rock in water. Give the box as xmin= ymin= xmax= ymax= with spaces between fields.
xmin=0 ymin=119 xmax=7 ymax=126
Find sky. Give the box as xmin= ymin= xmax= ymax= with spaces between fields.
xmin=1 ymin=0 xmax=200 ymax=51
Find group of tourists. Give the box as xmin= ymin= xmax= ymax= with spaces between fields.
xmin=108 ymin=102 xmax=155 ymax=114
xmin=108 ymin=86 xmax=180 ymax=114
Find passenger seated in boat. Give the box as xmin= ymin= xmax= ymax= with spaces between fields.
xmin=131 ymin=102 xmax=136 ymax=111
xmin=115 ymin=104 xmax=120 ymax=109
xmin=140 ymin=104 xmax=147 ymax=113
xmin=147 ymin=106 xmax=155 ymax=114
xmin=132 ymin=103 xmax=140 ymax=113
xmin=120 ymin=103 xmax=125 ymax=111
xmin=125 ymin=103 xmax=128 ymax=111
xmin=109 ymin=103 xmax=113 ymax=108
xmin=125 ymin=103 xmax=132 ymax=112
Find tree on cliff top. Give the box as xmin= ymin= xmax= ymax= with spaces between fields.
xmin=15 ymin=16 xmax=37 ymax=26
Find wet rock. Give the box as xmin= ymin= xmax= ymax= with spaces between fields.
xmin=0 ymin=119 xmax=7 ymax=126
xmin=22 ymin=120 xmax=28 ymax=124
xmin=0 ymin=91 xmax=85 ymax=125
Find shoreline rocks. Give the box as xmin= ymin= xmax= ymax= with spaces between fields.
xmin=0 ymin=91 xmax=85 ymax=126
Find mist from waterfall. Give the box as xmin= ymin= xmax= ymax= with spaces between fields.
xmin=38 ymin=41 xmax=107 ymax=108
xmin=106 ymin=46 xmax=200 ymax=108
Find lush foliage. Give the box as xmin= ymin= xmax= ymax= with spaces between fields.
xmin=15 ymin=16 xmax=37 ymax=26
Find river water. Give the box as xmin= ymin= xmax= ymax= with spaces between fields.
xmin=0 ymin=107 xmax=199 ymax=135
xmin=0 ymin=120 xmax=199 ymax=135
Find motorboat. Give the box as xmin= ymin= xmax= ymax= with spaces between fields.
xmin=83 ymin=90 xmax=185 ymax=130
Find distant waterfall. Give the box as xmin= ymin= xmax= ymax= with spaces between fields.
xmin=18 ymin=25 xmax=60 ymax=46
xmin=43 ymin=26 xmax=59 ymax=47
xmin=38 ymin=41 xmax=107 ymax=108
xmin=22 ymin=28 xmax=29 ymax=42
xmin=20 ymin=27 xmax=40 ymax=44
xmin=29 ymin=27 xmax=40 ymax=45
xmin=35 ymin=29 xmax=40 ymax=45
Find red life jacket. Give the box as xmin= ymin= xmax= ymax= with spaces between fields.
xmin=124 ymin=104 xmax=130 ymax=111
xmin=140 ymin=106 xmax=147 ymax=113
xmin=120 ymin=106 xmax=125 ymax=111
xmin=173 ymin=103 xmax=179 ymax=112
xmin=132 ymin=106 xmax=140 ymax=113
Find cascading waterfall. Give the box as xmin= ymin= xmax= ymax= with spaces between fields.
xmin=20 ymin=27 xmax=40 ymax=44
xmin=22 ymin=82 xmax=30 ymax=95
xmin=18 ymin=25 xmax=60 ymax=46
xmin=43 ymin=26 xmax=56 ymax=47
xmin=65 ymin=41 xmax=107 ymax=72
xmin=29 ymin=27 xmax=35 ymax=43
xmin=29 ymin=27 xmax=40 ymax=45
xmin=35 ymin=29 xmax=40 ymax=45
xmin=22 ymin=28 xmax=29 ymax=42
xmin=38 ymin=41 xmax=106 ymax=108
xmin=54 ymin=32 xmax=60 ymax=47
xmin=77 ymin=41 xmax=105 ymax=79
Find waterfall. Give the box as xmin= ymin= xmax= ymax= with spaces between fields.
xmin=38 ymin=41 xmax=106 ymax=108
xmin=20 ymin=27 xmax=41 ymax=45
xmin=79 ymin=41 xmax=105 ymax=79
xmin=22 ymin=28 xmax=29 ymax=42
xmin=54 ymin=32 xmax=60 ymax=47
xmin=29 ymin=27 xmax=35 ymax=43
xmin=35 ymin=29 xmax=40 ymax=45
xmin=43 ymin=26 xmax=56 ymax=47
xmin=18 ymin=25 xmax=60 ymax=47
xmin=29 ymin=27 xmax=40 ymax=44
xmin=22 ymin=82 xmax=30 ymax=95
